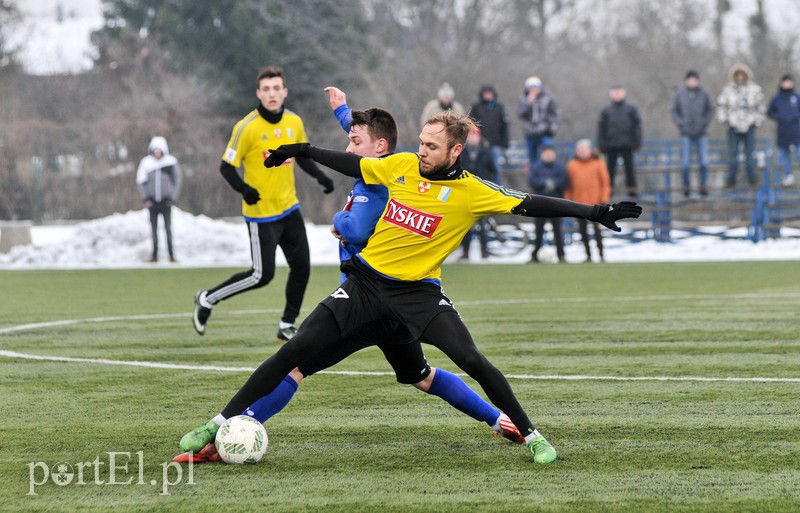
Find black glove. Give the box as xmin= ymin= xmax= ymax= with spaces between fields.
xmin=591 ymin=201 xmax=642 ymax=232
xmin=317 ymin=174 xmax=334 ymax=194
xmin=242 ymin=185 xmax=261 ymax=205
xmin=264 ymin=143 xmax=310 ymax=168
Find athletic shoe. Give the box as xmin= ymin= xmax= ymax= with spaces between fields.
xmin=193 ymin=290 xmax=212 ymax=336
xmin=172 ymin=442 xmax=222 ymax=464
xmin=179 ymin=419 xmax=219 ymax=453
xmin=528 ymin=435 xmax=557 ymax=464
xmin=492 ymin=414 xmax=525 ymax=444
xmin=276 ymin=324 xmax=298 ymax=341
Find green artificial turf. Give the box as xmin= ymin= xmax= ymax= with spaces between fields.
xmin=1 ymin=261 xmax=798 ymax=512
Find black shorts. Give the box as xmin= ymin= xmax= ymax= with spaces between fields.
xmin=297 ymin=318 xmax=431 ymax=384
xmin=320 ymin=257 xmax=459 ymax=342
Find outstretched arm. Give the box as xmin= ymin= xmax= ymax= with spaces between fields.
xmin=511 ymin=195 xmax=642 ymax=232
xmin=265 ymin=143 xmax=363 ymax=178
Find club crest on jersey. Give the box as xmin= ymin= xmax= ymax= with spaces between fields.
xmin=382 ymin=198 xmax=442 ymax=239
xmin=273 ymin=128 xmax=282 ymax=138
xmin=418 ymin=181 xmax=431 ymax=193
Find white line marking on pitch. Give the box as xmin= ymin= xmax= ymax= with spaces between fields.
xmin=1 ymin=291 xmax=798 ymax=335
xmin=1 ymin=349 xmax=799 ymax=383
xmin=2 ymin=296 xmax=799 ymax=383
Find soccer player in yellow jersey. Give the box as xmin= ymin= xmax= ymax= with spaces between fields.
xmin=192 ymin=67 xmax=334 ymax=341
xmin=180 ymin=111 xmax=641 ymax=463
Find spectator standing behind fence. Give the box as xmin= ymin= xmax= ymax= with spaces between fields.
xmin=459 ymin=128 xmax=498 ymax=261
xmin=670 ymin=70 xmax=714 ymax=197
xmin=597 ymin=85 xmax=642 ymax=197
xmin=527 ymin=144 xmax=567 ymax=263
xmin=565 ymin=139 xmax=611 ymax=263
xmin=420 ymin=82 xmax=466 ymax=128
xmin=518 ymin=76 xmax=560 ymax=169
xmin=470 ymin=84 xmax=509 ymax=184
xmin=136 ymin=136 xmax=182 ymax=263
xmin=767 ymin=74 xmax=799 ymax=187
xmin=716 ymin=63 xmax=766 ymax=188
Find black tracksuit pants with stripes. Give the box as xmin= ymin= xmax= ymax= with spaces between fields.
xmin=206 ymin=209 xmax=310 ymax=324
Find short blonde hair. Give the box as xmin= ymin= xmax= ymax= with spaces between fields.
xmin=425 ymin=111 xmax=479 ymax=150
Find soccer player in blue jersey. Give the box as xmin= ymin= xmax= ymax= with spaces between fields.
xmin=173 ymin=90 xmax=523 ymax=463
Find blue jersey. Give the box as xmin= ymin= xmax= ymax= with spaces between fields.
xmin=331 ymin=104 xmax=390 ymax=282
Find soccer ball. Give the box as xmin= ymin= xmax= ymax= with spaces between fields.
xmin=214 ymin=415 xmax=268 ymax=464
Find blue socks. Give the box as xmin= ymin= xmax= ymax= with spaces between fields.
xmin=241 ymin=369 xmax=500 ymax=427
xmin=426 ymin=368 xmax=500 ymax=426
xmin=243 ymin=375 xmax=299 ymax=423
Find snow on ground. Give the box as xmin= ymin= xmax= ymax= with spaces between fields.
xmin=0 ymin=208 xmax=798 ymax=270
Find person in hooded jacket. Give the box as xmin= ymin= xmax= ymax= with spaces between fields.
xmin=136 ymin=136 xmax=182 ymax=263
xmin=717 ymin=63 xmax=766 ymax=187
xmin=767 ymin=74 xmax=800 ymax=187
xmin=470 ymin=84 xmax=509 ymax=184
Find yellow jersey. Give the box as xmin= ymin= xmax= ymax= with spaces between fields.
xmin=358 ymin=152 xmax=526 ymax=282
xmin=222 ymin=109 xmax=308 ymax=221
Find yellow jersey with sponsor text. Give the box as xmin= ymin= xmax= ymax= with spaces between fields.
xmin=222 ymin=109 xmax=308 ymax=221
xmin=358 ymin=152 xmax=526 ymax=281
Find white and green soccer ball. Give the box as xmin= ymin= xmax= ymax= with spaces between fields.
xmin=214 ymin=415 xmax=268 ymax=464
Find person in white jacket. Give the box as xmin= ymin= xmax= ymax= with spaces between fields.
xmin=136 ymin=136 xmax=182 ymax=262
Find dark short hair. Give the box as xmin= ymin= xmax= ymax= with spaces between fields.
xmin=257 ymin=66 xmax=285 ymax=87
xmin=425 ymin=111 xmax=478 ymax=150
xmin=349 ymin=108 xmax=398 ymax=152
xmin=685 ymin=70 xmax=699 ymax=80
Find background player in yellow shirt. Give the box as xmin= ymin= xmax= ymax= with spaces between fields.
xmin=192 ymin=66 xmax=334 ymax=341
xmin=180 ymin=112 xmax=641 ymax=463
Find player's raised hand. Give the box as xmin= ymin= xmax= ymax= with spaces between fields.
xmin=592 ymin=201 xmax=642 ymax=232
xmin=264 ymin=143 xmax=310 ymax=168
xmin=324 ymin=87 xmax=347 ymax=110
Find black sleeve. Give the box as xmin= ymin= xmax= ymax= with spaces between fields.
xmin=295 ymin=156 xmax=325 ymax=179
xmin=306 ymin=146 xmax=363 ymax=178
xmin=220 ymin=160 xmax=246 ymax=193
xmin=511 ymin=194 xmax=601 ymax=220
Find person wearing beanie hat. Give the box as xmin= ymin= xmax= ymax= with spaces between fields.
xmin=420 ymin=81 xmax=466 ymax=128
xmin=671 ymin=69 xmax=714 ymax=196
xmin=767 ymin=73 xmax=800 ymax=186
xmin=518 ymin=75 xmax=561 ymax=169
xmin=717 ymin=63 xmax=766 ymax=187
xmin=469 ymin=83 xmax=509 ymax=184
xmin=136 ymin=136 xmax=182 ymax=263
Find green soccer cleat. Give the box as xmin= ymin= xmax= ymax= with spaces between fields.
xmin=179 ymin=419 xmax=220 ymax=453
xmin=528 ymin=435 xmax=557 ymax=464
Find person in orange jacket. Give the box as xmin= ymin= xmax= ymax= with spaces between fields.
xmin=565 ymin=139 xmax=611 ymax=262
